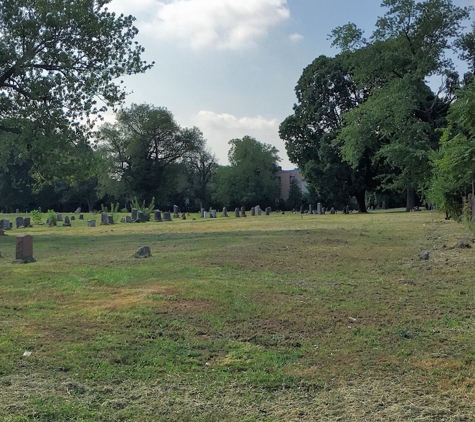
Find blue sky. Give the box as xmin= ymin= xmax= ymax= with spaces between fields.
xmin=110 ymin=0 xmax=474 ymax=169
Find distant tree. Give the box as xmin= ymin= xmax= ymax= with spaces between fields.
xmin=0 ymin=0 xmax=152 ymax=182
xmin=286 ymin=178 xmax=302 ymax=210
xmin=212 ymin=136 xmax=280 ymax=208
xmin=186 ymin=149 xmax=218 ymax=210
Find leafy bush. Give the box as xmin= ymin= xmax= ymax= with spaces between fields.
xmin=47 ymin=210 xmax=57 ymax=226
xmin=30 ymin=209 xmax=42 ymax=225
xmin=101 ymin=202 xmax=120 ymax=221
xmin=131 ymin=197 xmax=155 ymax=221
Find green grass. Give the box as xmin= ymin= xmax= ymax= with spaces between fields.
xmin=0 ymin=210 xmax=475 ymax=420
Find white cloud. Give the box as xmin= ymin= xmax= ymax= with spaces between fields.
xmin=289 ymin=33 xmax=303 ymax=42
xmin=192 ymin=110 xmax=292 ymax=166
xmin=112 ymin=0 xmax=290 ymax=50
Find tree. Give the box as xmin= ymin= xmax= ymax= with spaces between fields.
xmin=100 ymin=103 xmax=205 ymax=204
xmin=212 ymin=136 xmax=280 ymax=209
xmin=186 ymin=148 xmax=218 ymax=210
xmin=331 ymin=0 xmax=470 ymax=210
xmin=0 ymin=0 xmax=152 ymax=182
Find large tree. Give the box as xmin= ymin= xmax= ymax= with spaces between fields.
xmin=0 ymin=0 xmax=152 ymax=182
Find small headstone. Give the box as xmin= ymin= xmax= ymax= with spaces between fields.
xmin=16 ymin=209 xmax=19 ymax=214
xmin=14 ymin=235 xmax=35 ymax=263
xmin=125 ymin=216 xmax=132 ymax=223
xmin=101 ymin=212 xmax=109 ymax=225
xmin=309 ymin=205 xmax=313 ymax=214
xmin=63 ymin=216 xmax=71 ymax=227
xmin=87 ymin=220 xmax=96 ymax=227
xmin=317 ymin=203 xmax=322 ymax=215
xmin=154 ymin=210 xmax=162 ymax=222
xmin=265 ymin=207 xmax=270 ymax=216
xmin=241 ymin=206 xmax=246 ymax=217
xmin=256 ymin=205 xmax=261 ymax=215
xmin=421 ymin=251 xmax=430 ymax=260
xmin=200 ymin=208 xmax=205 ymax=218
xmin=16 ymin=216 xmax=24 ymax=229
xmin=163 ymin=212 xmax=172 ymax=221
xmin=136 ymin=211 xmax=144 ymax=222
xmin=251 ymin=207 xmax=255 ymax=216
xmin=79 ymin=214 xmax=84 ymax=220
xmin=322 ymin=207 xmax=326 ymax=214
xmin=2 ymin=219 xmax=10 ymax=230
xmin=56 ymin=213 xmax=62 ymax=222
xmin=135 ymin=246 xmax=151 ymax=258
xmin=181 ymin=213 xmax=186 ymax=220
xmin=70 ymin=216 xmax=75 ymax=221
xmin=173 ymin=205 xmax=180 ymax=218
xmin=107 ymin=215 xmax=114 ymax=225
xmin=203 ymin=211 xmax=207 ymax=219
xmin=210 ymin=210 xmax=217 ymax=218
xmin=222 ymin=207 xmax=228 ymax=217
xmin=131 ymin=208 xmax=138 ymax=221
xmin=74 ymin=207 xmax=81 ymax=214
xmin=38 ymin=207 xmax=42 ymax=213
xmin=330 ymin=207 xmax=335 ymax=214
xmin=235 ymin=208 xmax=240 ymax=217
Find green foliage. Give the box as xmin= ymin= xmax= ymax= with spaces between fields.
xmin=131 ymin=196 xmax=155 ymax=221
xmin=47 ymin=210 xmax=57 ymax=226
xmin=286 ymin=178 xmax=303 ymax=210
xmin=101 ymin=202 xmax=120 ymax=221
xmin=30 ymin=209 xmax=42 ymax=225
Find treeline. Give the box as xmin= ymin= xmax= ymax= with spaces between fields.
xmin=280 ymin=0 xmax=475 ymax=215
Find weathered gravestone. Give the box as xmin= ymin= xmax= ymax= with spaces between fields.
xmin=100 ymin=212 xmax=109 ymax=225
xmin=173 ymin=205 xmax=180 ymax=218
xmin=70 ymin=216 xmax=75 ymax=221
xmin=79 ymin=214 xmax=84 ymax=220
xmin=154 ymin=210 xmax=162 ymax=222
xmin=181 ymin=213 xmax=186 ymax=220
xmin=23 ymin=217 xmax=31 ymax=227
xmin=87 ymin=220 xmax=96 ymax=227
xmin=16 ymin=216 xmax=24 ymax=229
xmin=317 ymin=203 xmax=322 ymax=215
xmin=330 ymin=207 xmax=335 ymax=214
xmin=63 ymin=216 xmax=71 ymax=227
xmin=241 ymin=206 xmax=246 ymax=217
xmin=125 ymin=216 xmax=132 ymax=223
xmin=16 ymin=209 xmax=19 ymax=214
xmin=251 ymin=207 xmax=255 ymax=216
xmin=309 ymin=205 xmax=313 ymax=214
xmin=235 ymin=208 xmax=240 ymax=217
xmin=135 ymin=246 xmax=151 ymax=258
xmin=38 ymin=207 xmax=42 ymax=213
xmin=2 ymin=219 xmax=11 ymax=230
xmin=256 ymin=205 xmax=261 ymax=215
xmin=131 ymin=208 xmax=138 ymax=221
xmin=222 ymin=207 xmax=228 ymax=217
xmin=265 ymin=207 xmax=271 ymax=216
xmin=322 ymin=207 xmax=326 ymax=215
xmin=200 ymin=208 xmax=205 ymax=218
xmin=74 ymin=207 xmax=81 ymax=214
xmin=107 ymin=215 xmax=114 ymax=225
xmin=163 ymin=212 xmax=172 ymax=221
xmin=203 ymin=211 xmax=207 ymax=219
xmin=210 ymin=210 xmax=217 ymax=218
xmin=14 ymin=235 xmax=35 ymax=263
xmin=136 ymin=211 xmax=144 ymax=222
xmin=56 ymin=213 xmax=63 ymax=222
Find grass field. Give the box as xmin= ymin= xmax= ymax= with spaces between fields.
xmin=0 ymin=210 xmax=474 ymax=421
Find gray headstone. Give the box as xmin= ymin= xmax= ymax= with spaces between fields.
xmin=63 ymin=216 xmax=71 ymax=227
xmin=210 ymin=210 xmax=217 ymax=218
xmin=74 ymin=207 xmax=81 ymax=214
xmin=14 ymin=234 xmax=35 ymax=263
xmin=235 ymin=208 xmax=240 ymax=217
xmin=181 ymin=213 xmax=186 ymax=220
xmin=256 ymin=205 xmax=261 ymax=215
xmin=309 ymin=205 xmax=313 ymax=214
xmin=330 ymin=207 xmax=335 ymax=214
xmin=107 ymin=215 xmax=114 ymax=225
xmin=100 ymin=212 xmax=109 ymax=225
xmin=251 ymin=207 xmax=255 ymax=216
xmin=79 ymin=214 xmax=84 ymax=220
xmin=16 ymin=209 xmax=19 ymax=214
xmin=56 ymin=213 xmax=62 ymax=222
xmin=87 ymin=220 xmax=96 ymax=227
xmin=154 ymin=210 xmax=162 ymax=222
xmin=131 ymin=208 xmax=138 ymax=221
xmin=200 ymin=208 xmax=205 ymax=218
xmin=125 ymin=216 xmax=132 ymax=223
xmin=317 ymin=203 xmax=322 ymax=215
xmin=265 ymin=207 xmax=270 ymax=216
xmin=136 ymin=211 xmax=144 ymax=222
xmin=16 ymin=216 xmax=24 ymax=229
xmin=23 ymin=217 xmax=31 ymax=227
xmin=163 ymin=212 xmax=172 ymax=221
xmin=222 ymin=207 xmax=228 ymax=217
xmin=38 ymin=207 xmax=42 ymax=213
xmin=322 ymin=207 xmax=326 ymax=214
xmin=203 ymin=211 xmax=207 ymax=219
xmin=2 ymin=219 xmax=10 ymax=230
xmin=70 ymin=216 xmax=75 ymax=221
xmin=241 ymin=206 xmax=246 ymax=217
xmin=173 ymin=205 xmax=180 ymax=218
xmin=135 ymin=246 xmax=151 ymax=258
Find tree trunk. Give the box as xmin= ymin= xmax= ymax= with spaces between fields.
xmin=406 ymin=187 xmax=415 ymax=212
xmin=355 ymin=191 xmax=367 ymax=213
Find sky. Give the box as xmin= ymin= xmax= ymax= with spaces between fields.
xmin=109 ymin=0 xmax=475 ymax=169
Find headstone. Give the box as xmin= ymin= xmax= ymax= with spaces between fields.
xmin=70 ymin=216 xmax=75 ymax=221
xmin=74 ymin=207 xmax=81 ymax=213
xmin=131 ymin=208 xmax=138 ymax=221
xmin=56 ymin=213 xmax=62 ymax=222
xmin=251 ymin=207 xmax=255 ymax=216
xmin=222 ymin=207 xmax=228 ymax=217
xmin=322 ymin=207 xmax=326 ymax=214
xmin=154 ymin=210 xmax=162 ymax=222
xmin=241 ymin=206 xmax=246 ymax=217
xmin=163 ymin=212 xmax=172 ymax=221
xmin=38 ymin=207 xmax=42 ymax=213
xmin=2 ymin=219 xmax=10 ymax=230
xmin=63 ymin=216 xmax=71 ymax=227
xmin=120 ymin=217 xmax=126 ymax=223
xmin=125 ymin=216 xmax=132 ymax=223
xmin=135 ymin=246 xmax=151 ymax=258
xmin=79 ymin=214 xmax=84 ymax=220
xmin=203 ymin=211 xmax=207 ymax=219
xmin=23 ymin=217 xmax=31 ymax=227
xmin=136 ymin=211 xmax=144 ymax=222
xmin=181 ymin=213 xmax=186 ymax=220
xmin=200 ymin=208 xmax=205 ymax=218
xmin=107 ymin=215 xmax=114 ymax=225
xmin=16 ymin=216 xmax=24 ymax=229
xmin=87 ymin=220 xmax=96 ymax=227
xmin=265 ymin=207 xmax=270 ymax=216
xmin=45 ymin=218 xmax=50 ymax=226
xmin=16 ymin=209 xmax=19 ymax=214
xmin=235 ymin=208 xmax=240 ymax=217
xmin=100 ymin=212 xmax=109 ymax=225
xmin=309 ymin=205 xmax=313 ymax=214
xmin=317 ymin=203 xmax=322 ymax=215
xmin=330 ymin=207 xmax=335 ymax=214
xmin=173 ymin=205 xmax=179 ymax=218
xmin=14 ymin=235 xmax=35 ymax=263
xmin=210 ymin=210 xmax=217 ymax=218
xmin=256 ymin=205 xmax=261 ymax=215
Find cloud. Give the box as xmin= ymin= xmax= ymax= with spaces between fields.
xmin=192 ymin=110 xmax=285 ymax=165
xmin=289 ymin=33 xmax=303 ymax=42
xmin=112 ymin=0 xmax=290 ymax=50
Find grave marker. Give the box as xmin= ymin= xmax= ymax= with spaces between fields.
xmin=14 ymin=235 xmax=35 ymax=263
